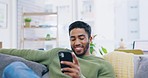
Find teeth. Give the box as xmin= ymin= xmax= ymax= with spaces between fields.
xmin=75 ymin=47 xmax=81 ymax=50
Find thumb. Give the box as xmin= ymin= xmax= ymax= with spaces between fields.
xmin=71 ymin=52 xmax=79 ymax=65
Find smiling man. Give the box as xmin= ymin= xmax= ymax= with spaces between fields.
xmin=0 ymin=21 xmax=115 ymax=78
xmin=65 ymin=21 xmax=115 ymax=78
xmin=69 ymin=21 xmax=91 ymax=57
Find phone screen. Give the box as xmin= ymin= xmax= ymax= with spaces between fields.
xmin=58 ymin=51 xmax=73 ymax=72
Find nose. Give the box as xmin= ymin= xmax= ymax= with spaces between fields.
xmin=74 ymin=39 xmax=81 ymax=46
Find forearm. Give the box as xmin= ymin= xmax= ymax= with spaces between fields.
xmin=0 ymin=49 xmax=48 ymax=62
xmin=0 ymin=48 xmax=68 ymax=66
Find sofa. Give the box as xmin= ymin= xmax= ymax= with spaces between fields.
xmin=0 ymin=53 xmax=48 ymax=78
xmin=0 ymin=50 xmax=147 ymax=78
xmin=104 ymin=51 xmax=148 ymax=78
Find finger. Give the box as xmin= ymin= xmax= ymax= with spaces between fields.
xmin=63 ymin=68 xmax=80 ymax=78
xmin=61 ymin=61 xmax=73 ymax=66
xmin=64 ymin=72 xmax=73 ymax=77
xmin=61 ymin=67 xmax=74 ymax=73
xmin=64 ymin=68 xmax=79 ymax=77
xmin=61 ymin=60 xmax=80 ymax=72
xmin=71 ymin=52 xmax=79 ymax=65
xmin=64 ymin=72 xmax=75 ymax=77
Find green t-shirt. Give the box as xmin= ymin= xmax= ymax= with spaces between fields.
xmin=0 ymin=48 xmax=115 ymax=78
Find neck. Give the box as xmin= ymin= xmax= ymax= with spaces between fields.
xmin=84 ymin=50 xmax=90 ymax=56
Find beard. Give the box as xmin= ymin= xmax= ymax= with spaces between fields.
xmin=71 ymin=42 xmax=89 ymax=57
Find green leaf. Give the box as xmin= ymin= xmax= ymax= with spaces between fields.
xmin=101 ymin=47 xmax=107 ymax=54
xmin=90 ymin=43 xmax=95 ymax=47
xmin=24 ymin=18 xmax=32 ymax=22
xmin=90 ymin=47 xmax=94 ymax=54
xmin=90 ymin=43 xmax=95 ymax=54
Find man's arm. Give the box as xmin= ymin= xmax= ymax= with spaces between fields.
xmin=0 ymin=49 xmax=46 ymax=61
xmin=0 ymin=48 xmax=66 ymax=65
xmin=99 ymin=61 xmax=115 ymax=78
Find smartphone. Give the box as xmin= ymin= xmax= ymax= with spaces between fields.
xmin=58 ymin=51 xmax=73 ymax=72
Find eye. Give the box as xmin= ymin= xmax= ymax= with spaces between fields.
xmin=70 ymin=37 xmax=75 ymax=41
xmin=79 ymin=36 xmax=85 ymax=40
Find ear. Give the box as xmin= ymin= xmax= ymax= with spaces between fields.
xmin=89 ymin=36 xmax=93 ymax=43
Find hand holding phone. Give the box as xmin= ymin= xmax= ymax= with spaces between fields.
xmin=58 ymin=51 xmax=73 ymax=73
xmin=59 ymin=51 xmax=82 ymax=78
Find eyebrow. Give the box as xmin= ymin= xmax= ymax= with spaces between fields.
xmin=70 ymin=36 xmax=74 ymax=38
xmin=70 ymin=34 xmax=86 ymax=38
xmin=78 ymin=34 xmax=85 ymax=37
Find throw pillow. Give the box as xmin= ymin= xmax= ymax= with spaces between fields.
xmin=136 ymin=56 xmax=148 ymax=78
xmin=0 ymin=54 xmax=48 ymax=77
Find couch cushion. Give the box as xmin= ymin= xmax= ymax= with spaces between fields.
xmin=42 ymin=72 xmax=50 ymax=78
xmin=104 ymin=51 xmax=134 ymax=78
xmin=0 ymin=53 xmax=48 ymax=77
xmin=133 ymin=55 xmax=141 ymax=78
xmin=136 ymin=55 xmax=148 ymax=78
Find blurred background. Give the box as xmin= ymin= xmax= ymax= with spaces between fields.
xmin=0 ymin=0 xmax=147 ymax=53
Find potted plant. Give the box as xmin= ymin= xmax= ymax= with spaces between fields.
xmin=90 ymin=34 xmax=108 ymax=56
xmin=24 ymin=18 xmax=32 ymax=27
xmin=90 ymin=35 xmax=97 ymax=54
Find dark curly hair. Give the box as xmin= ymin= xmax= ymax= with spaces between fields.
xmin=69 ymin=21 xmax=91 ymax=38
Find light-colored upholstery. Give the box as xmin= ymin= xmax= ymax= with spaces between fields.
xmin=103 ymin=51 xmax=134 ymax=78
xmin=104 ymin=51 xmax=148 ymax=78
xmin=134 ymin=55 xmax=148 ymax=78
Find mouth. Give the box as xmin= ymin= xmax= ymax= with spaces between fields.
xmin=74 ymin=47 xmax=83 ymax=53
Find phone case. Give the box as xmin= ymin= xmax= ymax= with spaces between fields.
xmin=58 ymin=51 xmax=73 ymax=72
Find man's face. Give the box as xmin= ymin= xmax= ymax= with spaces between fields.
xmin=70 ymin=28 xmax=91 ymax=57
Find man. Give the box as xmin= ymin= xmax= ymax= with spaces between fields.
xmin=0 ymin=21 xmax=115 ymax=78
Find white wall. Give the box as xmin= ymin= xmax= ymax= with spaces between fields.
xmin=93 ymin=0 xmax=115 ymax=52
xmin=114 ymin=0 xmax=140 ymax=49
xmin=0 ymin=0 xmax=148 ymax=50
xmin=139 ymin=0 xmax=148 ymax=40
xmin=0 ymin=0 xmax=17 ymax=48
xmin=114 ymin=0 xmax=148 ymax=49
